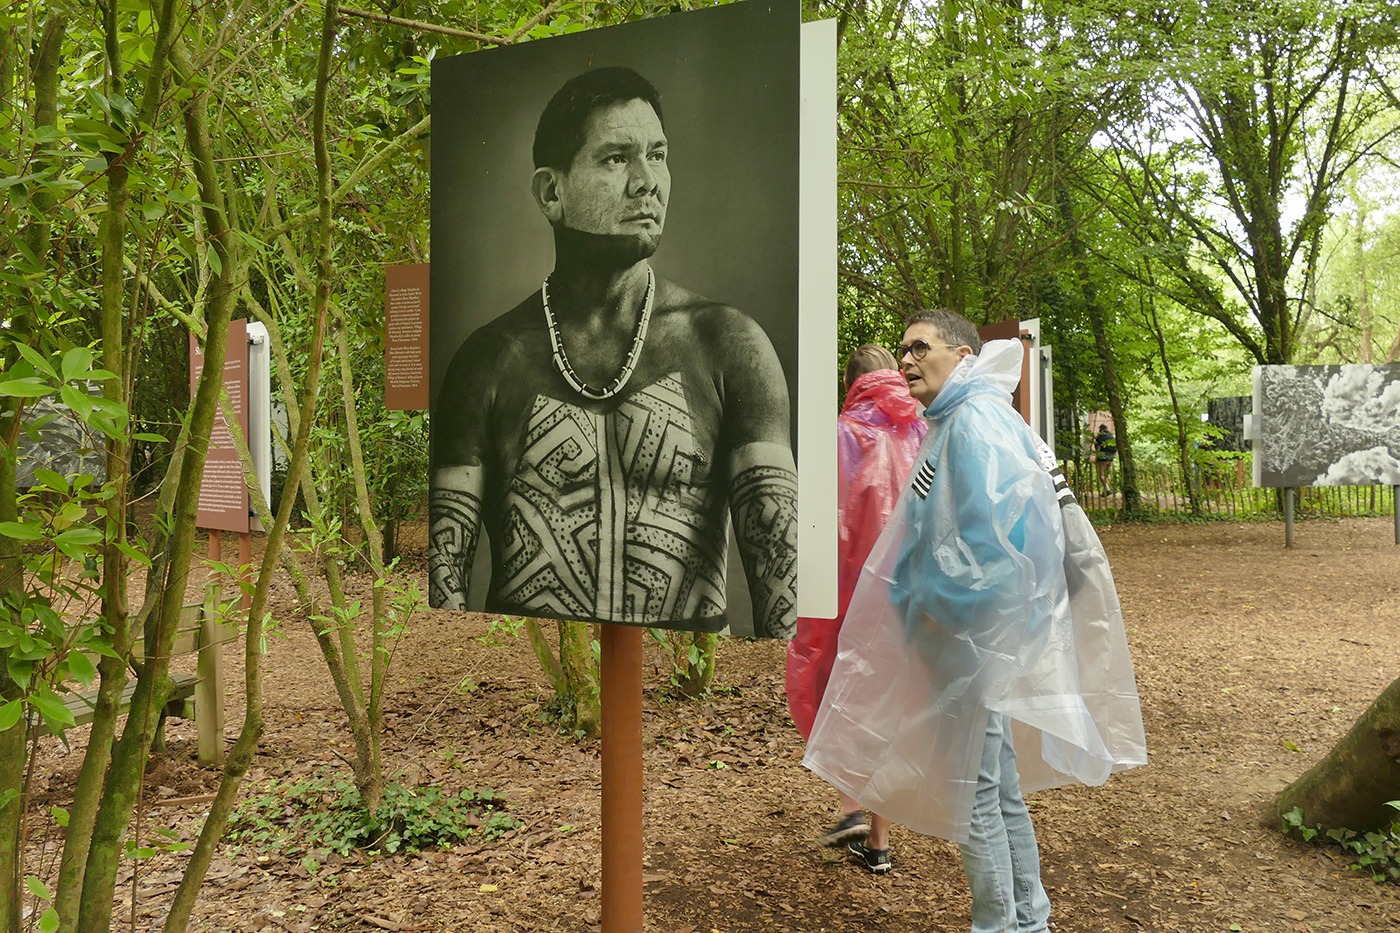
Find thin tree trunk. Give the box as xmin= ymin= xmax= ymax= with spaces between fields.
xmin=1145 ymin=296 xmax=1200 ymax=516
xmin=558 ymin=621 xmax=600 ymax=738
xmin=1 ymin=11 xmax=67 ymax=929
xmin=943 ymin=4 xmax=967 ymax=315
xmin=676 ymin=632 xmax=718 ymax=698
xmin=165 ymin=340 xmax=314 ymax=931
xmin=334 ymin=322 xmax=387 ymax=809
xmin=1055 ymin=180 xmax=1141 ymax=515
xmin=50 ymin=0 xmax=161 ymax=915
xmin=76 ymin=26 xmax=241 ymax=930
xmin=162 ymin=1 xmax=359 ymax=912
xmin=1353 ymin=208 xmax=1374 ymax=363
xmin=523 ymin=619 xmax=567 ymax=695
xmin=248 ymin=246 xmax=378 ymax=793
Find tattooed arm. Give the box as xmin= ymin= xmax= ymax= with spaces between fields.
xmin=430 ymin=316 xmax=507 ymax=611
xmin=730 ymin=446 xmax=798 ymax=638
xmin=709 ymin=307 xmax=797 ymax=639
xmin=429 ymin=464 xmax=485 ymax=610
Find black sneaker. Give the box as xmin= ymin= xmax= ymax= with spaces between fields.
xmin=816 ymin=810 xmax=870 ymax=848
xmin=847 ymin=840 xmax=892 ymax=874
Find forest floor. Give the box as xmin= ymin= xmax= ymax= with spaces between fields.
xmin=22 ymin=515 xmax=1400 ymax=933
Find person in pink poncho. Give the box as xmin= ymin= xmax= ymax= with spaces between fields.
xmin=786 ymin=344 xmax=927 ymax=873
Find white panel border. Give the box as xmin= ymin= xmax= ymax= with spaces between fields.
xmin=797 ymin=18 xmax=838 ymax=619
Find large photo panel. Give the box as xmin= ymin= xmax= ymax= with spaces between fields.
xmin=1255 ymin=363 xmax=1400 ymax=487
xmin=429 ymin=0 xmax=801 ymax=637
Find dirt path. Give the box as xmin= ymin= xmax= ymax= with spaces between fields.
xmin=24 ymin=516 xmax=1400 ymax=932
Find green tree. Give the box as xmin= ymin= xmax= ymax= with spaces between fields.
xmin=1108 ymin=0 xmax=1400 ymax=366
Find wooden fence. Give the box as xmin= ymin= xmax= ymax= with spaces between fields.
xmin=1065 ymin=457 xmax=1398 ymax=521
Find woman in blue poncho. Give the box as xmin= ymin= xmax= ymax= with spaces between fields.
xmin=805 ymin=310 xmax=1146 ymax=933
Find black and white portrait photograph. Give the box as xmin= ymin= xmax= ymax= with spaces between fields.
xmin=428 ymin=0 xmax=801 ymax=638
xmin=1257 ymin=363 xmax=1400 ymax=487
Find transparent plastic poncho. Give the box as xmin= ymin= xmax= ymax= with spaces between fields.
xmin=803 ymin=340 xmax=1147 ymax=843
xmin=786 ymin=369 xmax=927 ymax=740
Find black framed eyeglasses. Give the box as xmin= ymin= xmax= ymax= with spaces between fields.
xmin=895 ymin=339 xmax=961 ymax=362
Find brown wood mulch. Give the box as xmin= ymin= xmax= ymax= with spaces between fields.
xmin=22 ymin=515 xmax=1400 ymax=932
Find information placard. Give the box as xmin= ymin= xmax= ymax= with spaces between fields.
xmin=191 ymin=319 xmax=250 ymax=532
xmin=385 ymin=264 xmax=430 ymax=410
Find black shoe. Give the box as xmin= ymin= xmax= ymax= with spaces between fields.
xmin=816 ymin=810 xmax=870 ymax=848
xmin=847 ymin=840 xmax=892 ymax=874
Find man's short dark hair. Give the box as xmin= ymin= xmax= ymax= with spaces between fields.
xmin=905 ymin=309 xmax=982 ymax=354
xmin=533 ymin=67 xmax=665 ymax=170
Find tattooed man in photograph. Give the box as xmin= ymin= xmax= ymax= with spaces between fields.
xmin=429 ymin=66 xmax=798 ymax=638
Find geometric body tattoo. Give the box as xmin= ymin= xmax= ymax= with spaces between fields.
xmin=730 ymin=462 xmax=798 ymax=639
xmin=494 ymin=374 xmax=729 ymax=627
xmin=429 ymin=487 xmax=482 ymax=610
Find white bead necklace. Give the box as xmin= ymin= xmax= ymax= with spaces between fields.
xmin=541 ymin=264 xmax=655 ymax=401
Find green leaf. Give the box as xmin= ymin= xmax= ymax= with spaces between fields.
xmin=134 ymin=432 xmax=169 ymax=443
xmin=0 ymin=172 xmax=42 ymax=190
xmin=79 ymin=633 xmax=119 ymax=659
xmin=115 ymin=539 xmax=153 ymax=566
xmin=30 ymin=693 xmax=75 ymax=731
xmin=61 ymin=346 xmax=96 ymax=382
xmin=0 ymin=520 xmax=45 ymax=541
xmin=0 ymin=699 xmax=23 ymax=731
xmin=34 ymin=469 xmax=69 ymax=495
xmin=0 ymin=379 xmax=54 ymax=398
xmin=26 ymin=875 xmax=53 ymax=901
xmin=66 ymin=650 xmax=96 ymax=685
xmin=12 ymin=342 xmax=57 ymax=379
xmin=61 ymin=382 xmax=95 ymax=419
xmin=55 ymin=528 xmax=103 ymax=547
xmin=39 ymin=907 xmax=59 ymax=933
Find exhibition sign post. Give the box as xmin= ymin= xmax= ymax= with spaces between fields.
xmin=1246 ymin=363 xmax=1400 ymax=547
xmin=599 ymin=625 xmax=645 ymax=933
xmin=189 ymin=319 xmax=272 ymax=764
xmin=426 ymin=3 xmax=836 ymax=929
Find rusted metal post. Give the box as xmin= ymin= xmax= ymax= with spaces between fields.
xmin=600 ymin=624 xmax=644 ymax=933
xmin=1284 ymin=487 xmax=1294 ymax=549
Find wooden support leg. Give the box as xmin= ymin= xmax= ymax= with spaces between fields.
xmin=600 ymin=624 xmax=644 ymax=933
xmin=197 ymin=531 xmax=226 ymax=767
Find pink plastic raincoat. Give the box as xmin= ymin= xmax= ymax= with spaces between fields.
xmin=786 ymin=368 xmax=927 ymax=740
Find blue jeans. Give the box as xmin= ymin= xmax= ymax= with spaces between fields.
xmin=958 ymin=712 xmax=1052 ymax=933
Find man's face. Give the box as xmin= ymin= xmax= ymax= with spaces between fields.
xmin=543 ymin=98 xmax=669 ymax=249
xmin=900 ymin=322 xmax=972 ymax=407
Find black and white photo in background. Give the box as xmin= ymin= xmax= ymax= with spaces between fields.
xmin=429 ymin=0 xmax=802 ymax=638
xmin=1254 ymin=363 xmax=1400 ymax=487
